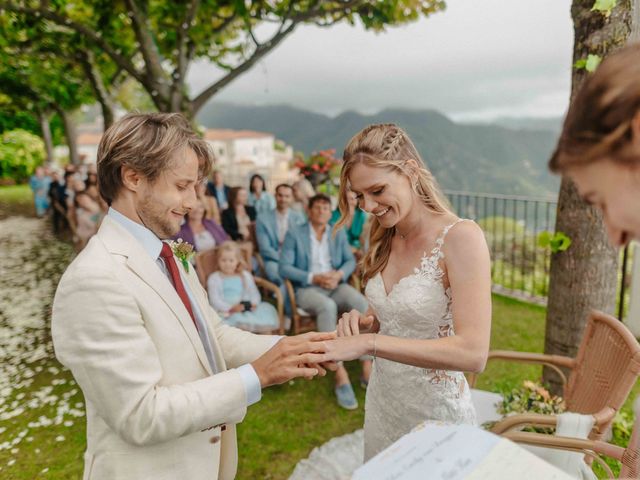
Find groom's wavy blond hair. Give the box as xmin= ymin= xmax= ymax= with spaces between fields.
xmin=336 ymin=124 xmax=451 ymax=285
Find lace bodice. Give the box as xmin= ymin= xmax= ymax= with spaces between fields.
xmin=362 ymin=219 xmax=477 ymax=461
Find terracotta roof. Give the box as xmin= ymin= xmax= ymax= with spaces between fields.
xmin=203 ymin=129 xmax=273 ymax=141
xmin=77 ymin=132 xmax=103 ymax=146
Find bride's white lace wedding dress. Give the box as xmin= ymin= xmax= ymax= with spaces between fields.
xmin=363 ymin=219 xmax=477 ymax=460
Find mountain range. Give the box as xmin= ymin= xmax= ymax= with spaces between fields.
xmin=197 ymin=102 xmax=561 ymax=196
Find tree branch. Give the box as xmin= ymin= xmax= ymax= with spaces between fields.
xmin=0 ymin=2 xmax=149 ymax=90
xmin=170 ymin=0 xmax=200 ymax=111
xmin=123 ymin=0 xmax=169 ymax=100
xmin=190 ymin=21 xmax=296 ymax=114
xmin=78 ymin=48 xmax=116 ymax=129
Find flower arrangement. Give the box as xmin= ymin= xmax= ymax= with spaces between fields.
xmin=292 ymin=149 xmax=341 ymax=187
xmin=169 ymin=239 xmax=195 ymax=272
xmin=482 ymin=380 xmax=566 ymax=433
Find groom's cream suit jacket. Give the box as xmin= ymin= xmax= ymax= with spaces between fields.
xmin=52 ymin=215 xmax=274 ymax=480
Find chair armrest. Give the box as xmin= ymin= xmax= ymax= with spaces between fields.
xmin=504 ymin=431 xmax=622 ymax=478
xmin=491 ymin=412 xmax=560 ymax=434
xmin=467 ymin=351 xmax=576 ymax=388
xmin=255 ymin=276 xmax=285 ymax=335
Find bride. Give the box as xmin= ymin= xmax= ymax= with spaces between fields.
xmin=325 ymin=123 xmax=492 ymax=460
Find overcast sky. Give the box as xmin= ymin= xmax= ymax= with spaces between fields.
xmin=187 ymin=0 xmax=574 ymax=121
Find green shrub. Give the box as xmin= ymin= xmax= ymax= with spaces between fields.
xmin=0 ymin=129 xmax=45 ymax=183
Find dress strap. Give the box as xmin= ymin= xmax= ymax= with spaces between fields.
xmin=430 ymin=219 xmax=469 ymax=260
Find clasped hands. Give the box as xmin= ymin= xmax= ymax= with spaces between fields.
xmin=311 ymin=270 xmax=343 ymax=290
xmin=251 ymin=310 xmax=378 ymax=388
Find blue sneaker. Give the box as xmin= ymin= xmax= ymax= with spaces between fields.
xmin=335 ymin=383 xmax=358 ymax=410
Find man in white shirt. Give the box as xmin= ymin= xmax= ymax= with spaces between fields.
xmin=51 ymin=113 xmax=334 ymax=480
xmin=279 ymin=194 xmax=370 ymax=410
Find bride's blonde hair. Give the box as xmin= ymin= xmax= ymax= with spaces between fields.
xmin=336 ymin=124 xmax=451 ymax=285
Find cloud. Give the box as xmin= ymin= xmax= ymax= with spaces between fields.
xmin=187 ymin=0 xmax=573 ymax=120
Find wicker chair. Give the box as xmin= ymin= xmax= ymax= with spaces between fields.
xmin=469 ymin=310 xmax=640 ymax=441
xmin=283 ymin=279 xmax=317 ymax=334
xmin=503 ymin=397 xmax=640 ymax=478
xmin=194 ymin=247 xmax=286 ymax=335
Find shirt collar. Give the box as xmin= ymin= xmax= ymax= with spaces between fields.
xmin=276 ymin=208 xmax=289 ymax=219
xmin=107 ymin=207 xmax=164 ymax=260
xmin=309 ymin=224 xmax=329 ymax=241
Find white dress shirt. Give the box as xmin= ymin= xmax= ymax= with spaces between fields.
xmin=275 ymin=209 xmax=290 ymax=244
xmin=307 ymin=226 xmax=333 ymax=285
xmin=107 ymin=207 xmax=262 ymax=406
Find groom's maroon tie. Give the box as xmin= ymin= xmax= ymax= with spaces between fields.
xmin=159 ymin=243 xmax=198 ymax=330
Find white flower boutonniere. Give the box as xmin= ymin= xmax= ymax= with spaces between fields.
xmin=169 ymin=238 xmax=195 ymax=272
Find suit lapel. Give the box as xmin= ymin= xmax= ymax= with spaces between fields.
xmin=328 ymin=225 xmax=338 ymax=267
xmin=98 ymin=217 xmax=213 ymax=375
xmin=268 ymin=211 xmax=279 ymax=246
xmin=301 ymin=223 xmax=312 ymax=270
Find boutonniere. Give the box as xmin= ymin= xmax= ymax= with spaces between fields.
xmin=169 ymin=238 xmax=195 ymax=272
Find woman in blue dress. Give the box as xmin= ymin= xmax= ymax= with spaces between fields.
xmin=207 ymin=241 xmax=279 ymax=333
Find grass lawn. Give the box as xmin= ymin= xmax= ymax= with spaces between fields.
xmin=0 ymin=185 xmax=34 ymax=219
xmin=0 ymin=214 xmax=638 ymax=479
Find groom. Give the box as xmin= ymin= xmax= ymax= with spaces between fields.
xmin=51 ymin=113 xmax=333 ymax=480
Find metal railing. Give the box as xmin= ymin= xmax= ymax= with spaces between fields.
xmin=444 ymin=190 xmax=631 ymax=318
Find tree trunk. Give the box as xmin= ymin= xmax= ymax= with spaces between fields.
xmin=79 ymin=49 xmax=117 ymax=130
xmin=38 ymin=110 xmax=55 ymax=164
xmin=543 ymin=0 xmax=634 ymax=394
xmin=55 ymin=107 xmax=80 ymax=165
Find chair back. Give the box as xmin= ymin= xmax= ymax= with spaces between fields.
xmin=194 ymin=246 xmax=252 ymax=288
xmin=565 ymin=311 xmax=640 ymax=437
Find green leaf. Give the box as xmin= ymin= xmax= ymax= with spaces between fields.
xmin=537 ymin=231 xmax=551 ymax=248
xmin=181 ymin=258 xmax=190 ymax=272
xmin=537 ymin=231 xmax=572 ymax=253
xmin=574 ymin=55 xmax=602 ymax=73
xmin=592 ymin=0 xmax=617 ymax=16
xmin=573 ymin=58 xmax=588 ymax=70
xmin=585 ymin=54 xmax=602 ymax=72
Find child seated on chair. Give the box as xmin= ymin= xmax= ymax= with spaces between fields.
xmin=207 ymin=241 xmax=279 ymax=333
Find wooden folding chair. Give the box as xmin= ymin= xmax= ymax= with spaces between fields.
xmin=284 ymin=278 xmax=317 ymax=335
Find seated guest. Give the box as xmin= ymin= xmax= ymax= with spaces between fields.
xmin=207 ymin=241 xmax=279 ymax=333
xmin=48 ymin=170 xmax=68 ymax=234
xmin=221 ymin=186 xmax=257 ymax=241
xmin=175 ymin=200 xmax=228 ymax=253
xmin=248 ymin=174 xmax=276 ymax=216
xmin=74 ymin=190 xmax=103 ymax=250
xmin=279 ymin=193 xmax=371 ymax=410
xmin=66 ymin=175 xmax=87 ymax=235
xmin=206 ymin=170 xmax=231 ymax=210
xmin=256 ymin=183 xmax=305 ymax=284
xmin=331 ymin=190 xmax=368 ymax=252
xmin=291 ymin=178 xmax=315 ymax=217
xmin=196 ymin=179 xmax=221 ymax=224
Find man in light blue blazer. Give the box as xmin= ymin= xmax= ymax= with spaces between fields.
xmin=255 ymin=184 xmax=305 ymax=285
xmin=279 ymin=193 xmax=370 ymax=410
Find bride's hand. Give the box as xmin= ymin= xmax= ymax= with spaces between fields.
xmin=323 ymin=335 xmax=373 ymax=362
xmin=337 ymin=309 xmax=377 ymax=337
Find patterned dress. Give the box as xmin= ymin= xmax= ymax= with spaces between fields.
xmin=363 ymin=220 xmax=477 ymax=460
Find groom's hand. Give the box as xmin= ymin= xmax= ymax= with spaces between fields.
xmin=251 ymin=331 xmax=336 ymax=388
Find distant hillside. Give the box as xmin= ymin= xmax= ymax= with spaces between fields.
xmin=197 ymin=103 xmax=560 ymax=196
